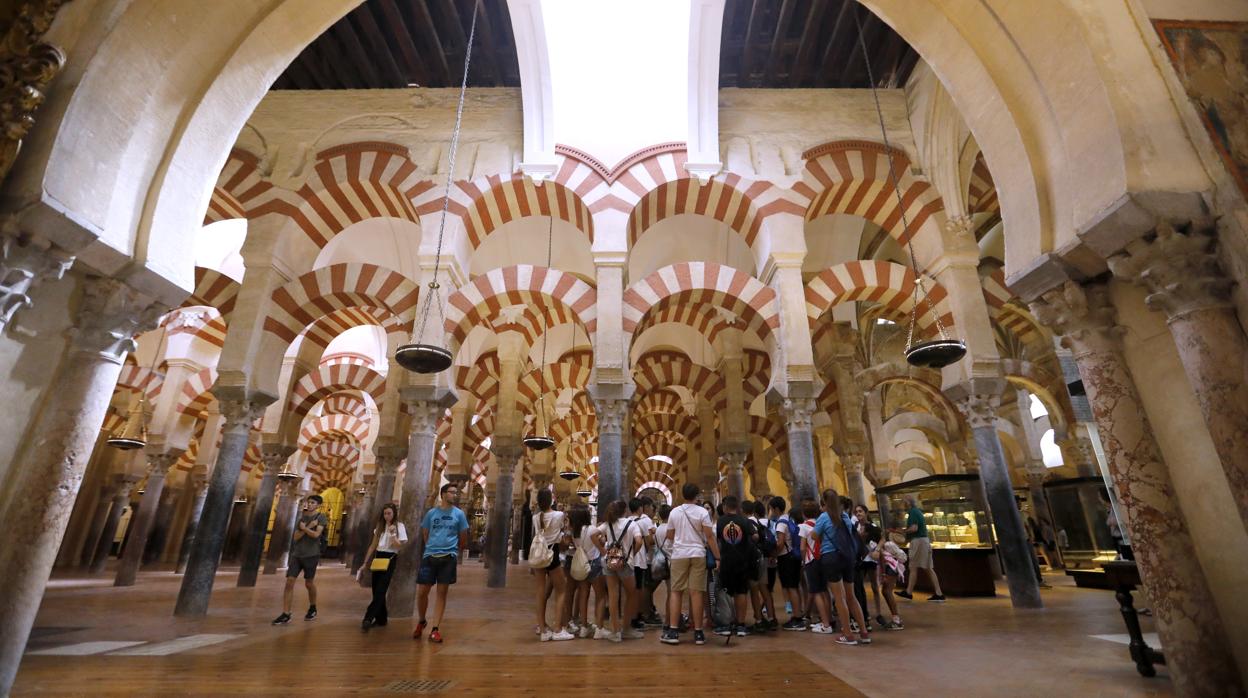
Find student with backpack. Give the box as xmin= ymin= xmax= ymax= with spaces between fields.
xmin=592 ymin=499 xmax=642 ymax=642
xmin=746 ymin=500 xmax=776 ymax=632
xmin=530 ymin=488 xmax=573 ymax=642
xmin=566 ymin=504 xmax=607 ymax=638
xmin=769 ymin=496 xmax=806 ymax=629
xmin=799 ymin=499 xmax=832 ymax=634
xmin=661 ymin=483 xmax=721 ymax=646
xmin=713 ymin=496 xmax=757 ymax=637
xmin=813 ymin=488 xmax=870 ymax=646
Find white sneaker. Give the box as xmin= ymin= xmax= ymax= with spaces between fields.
xmin=623 ymin=628 xmax=644 ymax=640
xmin=539 ymin=630 xmax=553 ymax=642
xmin=811 ymin=623 xmax=834 ymax=635
xmin=578 ymin=624 xmax=595 ymax=639
xmin=610 ymin=631 xmax=623 ymax=643
xmin=593 ymin=627 xmax=612 ymax=640
xmin=567 ymin=620 xmax=581 ymax=634
xmin=551 ymin=629 xmax=575 ymax=641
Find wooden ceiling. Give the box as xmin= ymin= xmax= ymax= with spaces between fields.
xmin=719 ymin=0 xmax=920 ymax=88
xmin=273 ymin=0 xmax=520 ymax=90
xmin=274 ymin=0 xmax=918 ymax=91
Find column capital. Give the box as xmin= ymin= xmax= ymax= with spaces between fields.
xmin=277 ymin=477 xmax=301 ymax=497
xmin=145 ymin=450 xmax=183 ymax=477
xmin=1029 ymin=280 xmax=1125 ymax=357
xmin=946 ymin=380 xmax=1002 ymax=430
xmin=373 ymin=443 xmax=407 ymax=475
xmin=1107 ymin=219 xmax=1232 ymax=320
xmin=213 ymin=387 xmax=275 ymax=434
xmin=70 ymin=276 xmax=166 ymax=364
xmin=259 ymin=443 xmax=295 ymax=472
xmin=0 ymin=228 xmax=74 ymax=332
xmin=719 ymin=450 xmax=747 ymax=468
xmin=593 ymin=397 xmax=629 ymax=434
xmin=400 ymin=386 xmax=456 ymax=435
xmin=780 ymin=397 xmax=816 ymax=432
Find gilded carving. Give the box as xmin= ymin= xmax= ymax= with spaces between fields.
xmin=0 ymin=0 xmax=68 ymax=184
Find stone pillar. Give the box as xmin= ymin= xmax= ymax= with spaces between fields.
xmin=842 ymin=450 xmax=868 ymax=507
xmin=175 ymin=473 xmax=209 ymax=573
xmin=389 ymin=393 xmax=451 ymax=618
xmin=949 ymin=383 xmax=1042 ymax=609
xmin=144 ymin=483 xmax=181 ymax=565
xmin=509 ymin=489 xmax=524 ymax=565
xmin=1031 ymin=280 xmax=1238 ymax=694
xmin=780 ymin=398 xmax=819 ymax=504
xmin=1108 ymin=221 xmax=1248 ymax=528
xmin=486 ymin=442 xmax=521 ymax=588
xmin=722 ymin=450 xmax=747 ymax=501
xmin=263 ymin=478 xmax=300 ymax=575
xmin=89 ymin=476 xmax=139 ymax=573
xmin=350 ymin=475 xmax=381 ymax=575
xmin=1024 ymin=468 xmax=1063 ymax=569
xmin=174 ymin=389 xmax=273 ymax=617
xmin=592 ymin=395 xmax=629 ymax=516
xmin=114 ymin=450 xmax=180 ymax=586
xmin=0 ymin=276 xmax=161 ymax=694
xmin=237 ymin=444 xmax=292 ymax=587
xmin=79 ymin=479 xmax=121 ymax=568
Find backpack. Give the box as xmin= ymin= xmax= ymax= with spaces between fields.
xmin=527 ymin=512 xmax=554 ymax=569
xmin=782 ymin=517 xmax=801 ymax=558
xmin=710 ymin=571 xmax=735 ymax=628
xmin=604 ymin=520 xmax=633 ymax=572
xmin=830 ymin=514 xmax=860 ymax=568
xmin=569 ymin=544 xmax=591 ymax=581
xmin=649 ymin=543 xmax=669 ymax=582
xmin=757 ymin=518 xmax=778 ymax=557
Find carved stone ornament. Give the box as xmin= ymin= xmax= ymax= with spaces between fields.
xmin=72 ymin=276 xmax=165 ymax=364
xmin=0 ymin=224 xmax=73 ymax=332
xmin=0 ymin=0 xmax=69 ymax=185
xmin=146 ymin=451 xmax=182 ymax=477
xmin=780 ymin=397 xmax=815 ymax=432
xmin=405 ymin=400 xmax=444 ymax=436
xmin=1107 ymin=219 xmax=1233 ymax=319
xmin=1028 ymin=280 xmax=1124 ymax=357
xmin=956 ymin=392 xmax=1000 ymax=430
xmin=593 ymin=398 xmax=628 ymax=434
xmin=214 ymin=394 xmax=272 ymax=434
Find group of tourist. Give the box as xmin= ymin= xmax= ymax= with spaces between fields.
xmin=265 ymin=478 xmax=947 ymax=648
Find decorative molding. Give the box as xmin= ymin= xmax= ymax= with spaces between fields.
xmin=555 ymin=142 xmax=686 ymax=186
xmin=0 ymin=0 xmax=68 ymax=185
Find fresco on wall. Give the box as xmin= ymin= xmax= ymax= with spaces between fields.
xmin=1155 ymin=20 xmax=1248 ymax=199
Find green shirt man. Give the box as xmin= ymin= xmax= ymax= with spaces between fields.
xmin=906 ymin=505 xmax=928 ymax=541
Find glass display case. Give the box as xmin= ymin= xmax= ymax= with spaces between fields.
xmin=878 ymin=474 xmax=992 ymax=549
xmin=1043 ymin=476 xmax=1117 ymax=569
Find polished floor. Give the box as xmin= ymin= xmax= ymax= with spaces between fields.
xmin=14 ymin=559 xmax=1173 ymax=697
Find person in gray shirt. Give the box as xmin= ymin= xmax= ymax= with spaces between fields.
xmin=273 ymin=494 xmax=328 ymax=625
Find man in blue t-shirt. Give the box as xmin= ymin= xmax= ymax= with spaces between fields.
xmin=414 ymin=482 xmax=470 ymax=644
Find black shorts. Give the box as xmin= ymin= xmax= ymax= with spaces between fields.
xmin=819 ymin=555 xmax=854 ymax=584
xmin=417 ymin=554 xmax=458 ymax=585
xmin=286 ymin=555 xmax=320 ymax=580
xmin=777 ymin=555 xmax=802 ymax=589
xmin=718 ymin=562 xmax=751 ymax=596
xmin=545 ymin=545 xmax=560 ymax=571
xmin=804 ymin=560 xmax=825 ymax=590
xmin=633 ymin=565 xmax=650 ymax=590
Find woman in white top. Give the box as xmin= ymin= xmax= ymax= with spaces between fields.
xmin=566 ymin=504 xmax=608 ymax=638
xmin=532 ymin=488 xmax=573 ymax=641
xmin=592 ymin=499 xmax=642 ymax=642
xmin=361 ymin=503 xmax=407 ymax=630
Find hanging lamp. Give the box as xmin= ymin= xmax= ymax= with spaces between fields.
xmin=395 ymin=2 xmax=480 ymax=375
xmin=276 ymin=462 xmax=301 ymax=481
xmin=523 ymin=211 xmax=556 ymax=451
xmin=852 ymin=8 xmax=966 ymax=369
xmin=108 ymin=322 xmax=168 ymax=450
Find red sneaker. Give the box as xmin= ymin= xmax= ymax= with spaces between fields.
xmin=429 ymin=628 xmax=443 ymax=644
xmin=413 ymin=619 xmax=427 ymax=640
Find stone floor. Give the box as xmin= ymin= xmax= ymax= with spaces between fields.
xmin=13 ymin=559 xmax=1174 ymax=697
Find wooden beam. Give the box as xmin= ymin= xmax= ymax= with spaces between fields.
xmin=466 ymin=0 xmax=503 ymax=86
xmin=295 ymin=50 xmax=333 ymax=89
xmin=379 ymin=0 xmax=431 ymax=87
xmin=355 ymin=5 xmax=408 ymax=87
xmin=739 ymin=0 xmax=764 ymax=87
xmin=316 ymin=34 xmax=361 ymax=89
xmin=333 ymin=19 xmax=382 ymax=88
xmin=408 ymin=0 xmax=452 ymax=85
xmin=762 ymin=0 xmax=796 ymax=86
xmin=894 ymin=48 xmax=921 ymax=88
xmin=876 ymin=33 xmax=908 ymax=89
xmin=720 ymin=0 xmax=743 ymax=86
xmin=813 ymin=0 xmax=851 ymax=88
xmin=788 ymin=0 xmax=827 ymax=87
xmin=279 ymin=59 xmax=316 ymax=90
xmin=841 ymin=12 xmax=884 ymax=87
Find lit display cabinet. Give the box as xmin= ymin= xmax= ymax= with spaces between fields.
xmin=1043 ymin=476 xmax=1117 ymax=569
xmin=877 ymin=474 xmax=997 ymax=596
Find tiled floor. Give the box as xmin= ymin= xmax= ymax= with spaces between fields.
xmin=13 ymin=560 xmax=1174 ymax=696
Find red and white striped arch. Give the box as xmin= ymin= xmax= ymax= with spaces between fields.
xmin=632 ymin=412 xmax=701 ymax=443
xmin=264 ymin=263 xmax=420 ymax=346
xmin=633 ymin=388 xmax=686 ymax=419
xmin=457 ymin=175 xmax=593 ymax=250
xmin=115 ymin=365 xmax=163 ymax=402
xmin=318 ymin=392 xmax=370 ymax=419
xmin=631 ymin=298 xmax=730 ymax=347
xmin=550 ymin=412 xmax=598 ymax=444
xmin=298 ymin=413 xmax=369 ymax=453
xmin=268 ymin=142 xmax=432 ymax=249
xmin=818 ymin=379 xmax=840 ymax=423
xmin=177 ymin=367 xmax=218 ymax=418
xmin=967 ymin=153 xmax=1000 ymax=216
xmin=443 ymin=265 xmax=596 ymax=350
xmin=242 ymin=443 xmax=262 ymax=475
xmin=626 ymin=176 xmax=768 ymax=253
xmin=182 ymin=267 xmax=240 ymax=320
xmin=622 ymin=262 xmax=780 ymax=344
xmin=796 ymin=141 xmax=944 ymax=247
xmin=980 ymin=267 xmax=1044 ymax=346
xmin=320 ymin=353 xmax=374 ymax=369
xmin=455 ymin=351 xmax=502 ymax=406
xmin=204 ymin=149 xmax=274 ymax=225
xmin=632 ymin=350 xmax=724 ymax=405
xmin=491 ymin=303 xmax=582 ymax=351
xmin=517 ymin=362 xmax=592 ymax=408
xmin=804 ymin=261 xmax=954 ymax=339
xmin=301 ymin=305 xmax=409 ymax=352
xmin=748 ymin=415 xmax=787 ymax=448
xmin=288 ymin=363 xmax=386 ymax=418
xmin=739 ymin=349 xmax=772 ymax=409
xmin=191 ymin=315 xmax=229 ymax=350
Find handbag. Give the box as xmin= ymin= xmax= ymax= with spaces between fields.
xmin=528 ymin=512 xmax=554 ymax=568
xmin=369 ymin=556 xmax=391 ymax=572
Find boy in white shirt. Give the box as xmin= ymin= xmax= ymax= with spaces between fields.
xmin=628 ymin=497 xmax=661 ymax=628
xmin=661 ymin=483 xmax=721 ymax=646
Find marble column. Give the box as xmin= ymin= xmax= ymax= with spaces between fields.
xmin=620 ymin=432 xmax=636 ymax=500
xmin=263 ymin=478 xmax=301 ymax=575
xmin=1024 ymin=468 xmax=1063 ymax=569
xmin=951 ymin=384 xmax=1043 ymax=609
xmin=722 ymin=450 xmax=747 ymax=501
xmin=389 ymin=395 xmax=448 ymax=618
xmin=79 ymin=480 xmax=121 ymax=568
xmin=114 ymin=451 xmax=181 ymax=586
xmin=350 ymin=476 xmax=379 ymax=576
xmin=593 ymin=397 xmax=629 ymax=517
xmin=509 ymin=492 xmax=524 ymax=565
xmin=237 ymin=444 xmax=292 ymax=587
xmin=1032 ymin=280 xmax=1238 ymax=694
xmin=1108 ymin=221 xmax=1248 ymax=528
xmin=780 ymin=398 xmax=819 ymax=504
xmin=486 ymin=443 xmax=521 ymax=588
xmin=144 ymin=484 xmax=181 ymax=565
xmin=89 ymin=476 xmax=139 ymax=573
xmin=0 ymin=276 xmax=161 ymax=695
xmin=175 ymin=474 xmax=209 ymax=573
xmin=174 ymin=389 xmax=273 ymax=617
